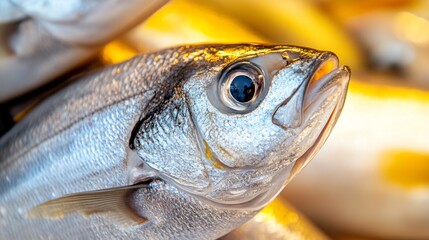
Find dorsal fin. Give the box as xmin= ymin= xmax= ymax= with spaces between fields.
xmin=27 ymin=181 xmax=152 ymax=226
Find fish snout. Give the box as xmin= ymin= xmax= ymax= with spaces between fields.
xmin=272 ymin=52 xmax=350 ymax=130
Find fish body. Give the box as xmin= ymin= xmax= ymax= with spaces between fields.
xmin=0 ymin=44 xmax=350 ymax=239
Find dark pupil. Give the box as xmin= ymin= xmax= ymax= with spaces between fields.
xmin=229 ymin=75 xmax=255 ymax=103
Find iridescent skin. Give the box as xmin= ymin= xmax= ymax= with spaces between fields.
xmin=0 ymin=44 xmax=349 ymax=239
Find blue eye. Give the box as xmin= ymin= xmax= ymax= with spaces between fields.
xmin=229 ymin=75 xmax=255 ymax=103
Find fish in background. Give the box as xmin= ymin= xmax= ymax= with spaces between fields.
xmin=221 ymin=195 xmax=330 ymax=240
xmin=0 ymin=0 xmax=169 ymax=102
xmin=318 ymin=0 xmax=429 ymax=89
xmin=0 ymin=44 xmax=350 ymax=239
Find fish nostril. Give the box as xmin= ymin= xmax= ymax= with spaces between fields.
xmin=281 ymin=52 xmax=301 ymax=65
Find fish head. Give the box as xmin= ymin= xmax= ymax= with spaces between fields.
xmin=179 ymin=44 xmax=350 ymax=209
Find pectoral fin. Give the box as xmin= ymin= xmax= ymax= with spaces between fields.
xmin=27 ymin=181 xmax=152 ymax=226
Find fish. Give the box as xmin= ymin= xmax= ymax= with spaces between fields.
xmin=0 ymin=44 xmax=350 ymax=239
xmin=221 ymin=195 xmax=329 ymax=240
xmin=0 ymin=0 xmax=169 ymax=102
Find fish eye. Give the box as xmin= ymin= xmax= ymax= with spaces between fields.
xmin=229 ymin=74 xmax=255 ymax=103
xmin=219 ymin=62 xmax=265 ymax=113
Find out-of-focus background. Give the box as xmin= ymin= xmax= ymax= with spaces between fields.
xmin=1 ymin=0 xmax=429 ymax=239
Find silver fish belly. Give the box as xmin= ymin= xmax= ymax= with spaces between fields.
xmin=0 ymin=44 xmax=350 ymax=239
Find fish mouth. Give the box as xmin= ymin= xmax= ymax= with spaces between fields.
xmin=303 ymin=53 xmax=349 ymax=118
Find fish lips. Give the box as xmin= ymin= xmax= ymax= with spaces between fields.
xmin=272 ymin=52 xmax=350 ymax=130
